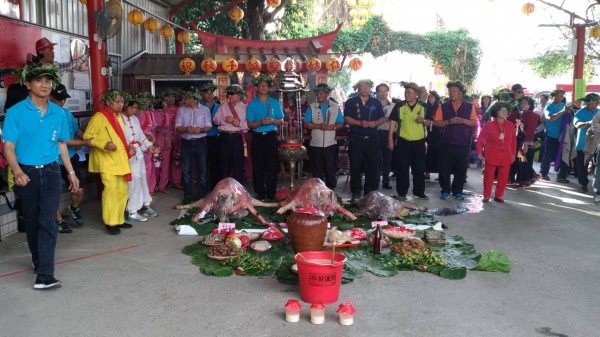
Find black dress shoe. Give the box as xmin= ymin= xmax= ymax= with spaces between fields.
xmin=118 ymin=223 xmax=133 ymax=229
xmin=541 ymin=175 xmax=550 ymax=181
xmin=382 ymin=184 xmax=392 ymax=190
xmin=105 ymin=225 xmax=121 ymax=235
xmin=493 ymin=197 xmax=505 ymax=203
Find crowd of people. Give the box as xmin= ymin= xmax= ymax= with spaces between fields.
xmin=4 ymin=41 xmax=600 ymax=290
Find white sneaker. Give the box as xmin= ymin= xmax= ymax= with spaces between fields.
xmin=128 ymin=213 xmax=148 ymax=222
xmin=142 ymin=206 xmax=158 ymax=217
xmin=595 ymin=195 xmax=600 ymax=203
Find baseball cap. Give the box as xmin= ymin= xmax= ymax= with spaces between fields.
xmin=511 ymin=83 xmax=526 ymax=92
xmin=50 ymin=84 xmax=71 ymax=100
xmin=35 ymin=38 xmax=57 ymax=52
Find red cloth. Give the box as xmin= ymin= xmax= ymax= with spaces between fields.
xmin=483 ymin=163 xmax=510 ymax=199
xmin=520 ymin=110 xmax=540 ymax=146
xmin=100 ymin=108 xmax=132 ymax=181
xmin=476 ymin=120 xmax=516 ymax=167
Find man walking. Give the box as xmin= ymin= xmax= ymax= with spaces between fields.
xmin=540 ymin=89 xmax=570 ymax=183
xmin=3 ymin=64 xmax=79 ymax=289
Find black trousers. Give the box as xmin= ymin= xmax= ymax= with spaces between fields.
xmin=518 ymin=147 xmax=537 ymax=183
xmin=378 ymin=129 xmax=392 ymax=186
xmin=394 ymin=138 xmax=426 ymax=196
xmin=310 ymin=143 xmax=338 ymax=189
xmin=576 ymin=150 xmax=589 ymax=187
xmin=219 ymin=133 xmax=244 ymax=185
xmin=438 ymin=143 xmax=469 ymax=195
xmin=251 ymin=131 xmax=279 ymax=197
xmin=207 ymin=136 xmax=220 ymax=191
xmin=349 ymin=134 xmax=380 ymax=196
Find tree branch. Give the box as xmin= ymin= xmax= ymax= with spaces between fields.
xmin=535 ymin=0 xmax=591 ymax=23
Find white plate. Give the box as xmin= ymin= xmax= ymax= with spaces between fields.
xmin=250 ymin=240 xmax=272 ymax=252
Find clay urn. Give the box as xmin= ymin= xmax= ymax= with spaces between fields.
xmin=287 ymin=208 xmax=328 ymax=253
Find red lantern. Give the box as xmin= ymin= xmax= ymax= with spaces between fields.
xmin=589 ymin=26 xmax=600 ymax=39
xmin=294 ymin=59 xmax=303 ymax=72
xmin=144 ymin=17 xmax=159 ymax=32
xmin=348 ymin=57 xmax=362 ymax=71
xmin=177 ymin=31 xmax=191 ymax=44
xmin=325 ymin=58 xmax=341 ymax=73
xmin=127 ymin=9 xmax=144 ymax=26
xmin=266 ymin=58 xmax=282 ymax=74
xmin=200 ymin=57 xmax=217 ymax=75
xmin=179 ymin=57 xmax=196 ymax=76
xmin=229 ymin=6 xmax=244 ymax=23
xmin=222 ymin=57 xmax=239 ymax=74
xmin=246 ymin=57 xmax=262 ymax=73
xmin=160 ymin=25 xmax=175 ymax=39
xmin=521 ymin=2 xmax=534 ymax=16
xmin=267 ymin=0 xmax=281 ymax=8
xmin=305 ymin=57 xmax=322 ymax=73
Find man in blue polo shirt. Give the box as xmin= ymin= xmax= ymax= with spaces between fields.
xmin=540 ymin=89 xmax=569 ymax=183
xmin=246 ymin=74 xmax=284 ymax=200
xmin=344 ymin=79 xmax=385 ymax=200
xmin=2 ymin=65 xmax=79 ymax=289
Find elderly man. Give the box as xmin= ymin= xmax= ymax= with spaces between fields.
xmin=540 ymin=89 xmax=570 ymax=183
xmin=213 ymin=84 xmax=248 ymax=184
xmin=344 ymin=79 xmax=385 ymax=200
xmin=3 ymin=64 xmax=79 ymax=289
xmin=574 ymin=93 xmax=599 ymax=192
xmin=200 ymin=83 xmax=221 ymax=190
xmin=29 ymin=38 xmax=89 ymax=77
xmin=246 ymin=74 xmax=284 ymax=200
xmin=388 ymin=82 xmax=432 ymax=200
xmin=303 ymin=83 xmax=344 ymax=189
xmin=84 ymin=89 xmax=133 ymax=235
xmin=175 ymin=87 xmax=213 ymax=199
xmin=434 ymin=81 xmax=477 ymax=200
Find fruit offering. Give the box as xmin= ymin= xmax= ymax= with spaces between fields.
xmin=207 ymin=245 xmax=241 ymax=260
xmin=390 ymin=237 xmax=430 ymax=255
xmin=202 ymin=232 xmax=225 ymax=245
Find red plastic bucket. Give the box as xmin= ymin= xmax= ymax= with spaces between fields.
xmin=294 ymin=251 xmax=346 ymax=304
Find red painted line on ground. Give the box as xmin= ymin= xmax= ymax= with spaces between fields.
xmin=0 ymin=245 xmax=138 ymax=278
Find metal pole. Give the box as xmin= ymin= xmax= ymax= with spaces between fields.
xmin=87 ymin=0 xmax=108 ymax=111
xmin=573 ymin=24 xmax=586 ymax=105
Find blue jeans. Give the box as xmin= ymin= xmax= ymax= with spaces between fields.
xmin=181 ymin=138 xmax=208 ymax=198
xmin=15 ymin=162 xmax=62 ymax=275
xmin=540 ymin=136 xmax=569 ymax=178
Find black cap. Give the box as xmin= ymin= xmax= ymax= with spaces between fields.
xmin=511 ymin=83 xmax=526 ymax=92
xmin=50 ymin=84 xmax=71 ymax=100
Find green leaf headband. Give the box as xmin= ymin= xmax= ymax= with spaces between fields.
xmin=100 ymin=89 xmax=125 ymax=104
xmin=15 ymin=64 xmax=60 ymax=89
xmin=252 ymin=73 xmax=275 ymax=88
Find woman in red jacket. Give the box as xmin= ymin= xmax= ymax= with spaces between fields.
xmin=477 ymin=101 xmax=517 ymax=203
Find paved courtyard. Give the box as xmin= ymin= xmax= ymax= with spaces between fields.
xmin=1 ymin=164 xmax=599 ymax=337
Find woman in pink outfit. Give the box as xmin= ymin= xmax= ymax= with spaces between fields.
xmin=477 ymin=101 xmax=516 ymax=203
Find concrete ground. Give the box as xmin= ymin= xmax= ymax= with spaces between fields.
xmin=1 ymin=163 xmax=599 ymax=337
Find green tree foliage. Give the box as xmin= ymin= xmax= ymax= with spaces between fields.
xmin=526 ymin=50 xmax=573 ymax=78
xmin=332 ymin=16 xmax=482 ymax=88
xmin=269 ymin=0 xmax=319 ymax=40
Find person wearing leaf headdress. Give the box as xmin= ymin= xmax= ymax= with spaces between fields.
xmin=200 ymin=82 xmax=222 ymax=191
xmin=573 ymin=93 xmax=599 ymax=193
xmin=134 ymin=92 xmax=158 ymax=198
xmin=174 ymin=86 xmax=213 ymax=199
xmin=2 ymin=64 xmax=79 ymax=289
xmin=344 ymin=79 xmax=385 ymax=200
xmin=162 ymin=89 xmax=183 ymax=190
xmin=433 ymin=80 xmax=477 ymax=200
xmin=540 ymin=89 xmax=570 ymax=183
xmin=148 ymin=89 xmax=177 ymax=194
xmin=213 ymin=84 xmax=248 ymax=184
xmin=84 ymin=89 xmax=133 ymax=235
xmin=246 ymin=74 xmax=284 ymax=200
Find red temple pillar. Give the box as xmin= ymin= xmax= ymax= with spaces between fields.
xmin=86 ymin=0 xmax=108 ymax=111
xmin=572 ymin=24 xmax=586 ymax=105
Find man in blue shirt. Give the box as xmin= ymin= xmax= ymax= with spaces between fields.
xmin=49 ymin=84 xmax=90 ymax=234
xmin=574 ymin=93 xmax=599 ymax=192
xmin=200 ymin=83 xmax=221 ymax=191
xmin=540 ymin=89 xmax=570 ymax=183
xmin=344 ymin=79 xmax=385 ymax=199
xmin=246 ymin=74 xmax=284 ymax=200
xmin=2 ymin=65 xmax=79 ymax=289
xmin=304 ymin=84 xmax=344 ymax=189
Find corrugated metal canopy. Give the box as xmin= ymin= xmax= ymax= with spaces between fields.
xmin=123 ymin=53 xmax=205 ymax=78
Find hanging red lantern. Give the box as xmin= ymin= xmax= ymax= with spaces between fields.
xmin=127 ymin=9 xmax=144 ymax=26
xmin=521 ymin=2 xmax=534 ymax=16
xmin=294 ymin=59 xmax=303 ymax=72
xmin=266 ymin=58 xmax=282 ymax=74
xmin=177 ymin=31 xmax=191 ymax=44
xmin=348 ymin=57 xmax=362 ymax=71
xmin=325 ymin=57 xmax=341 ymax=73
xmin=229 ymin=6 xmax=244 ymax=23
xmin=266 ymin=0 xmax=281 ymax=8
xmin=179 ymin=57 xmax=196 ymax=76
xmin=305 ymin=57 xmax=322 ymax=73
xmin=160 ymin=25 xmax=175 ymax=39
xmin=222 ymin=57 xmax=239 ymax=74
xmin=200 ymin=58 xmax=218 ymax=75
xmin=589 ymin=26 xmax=600 ymax=39
xmin=79 ymin=0 xmax=87 ymax=4
xmin=144 ymin=17 xmax=159 ymax=32
xmin=246 ymin=57 xmax=262 ymax=73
